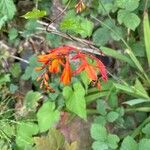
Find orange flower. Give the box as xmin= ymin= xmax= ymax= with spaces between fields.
xmin=73 ymin=60 xmax=97 ymax=81
xmin=37 ymin=53 xmax=57 ymax=63
xmin=60 ymin=58 xmax=72 ymax=85
xmin=49 ymin=59 xmax=62 ymax=73
xmin=75 ymin=0 xmax=86 ymax=13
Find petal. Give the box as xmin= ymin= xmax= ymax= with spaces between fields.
xmin=86 ymin=65 xmax=97 ymax=81
xmin=73 ymin=64 xmax=85 ymax=75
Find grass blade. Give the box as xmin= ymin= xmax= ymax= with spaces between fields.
xmin=143 ymin=11 xmax=150 ymax=66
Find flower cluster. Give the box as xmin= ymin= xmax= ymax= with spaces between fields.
xmin=35 ymin=46 xmax=107 ymax=92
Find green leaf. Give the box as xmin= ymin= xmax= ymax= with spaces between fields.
xmin=0 ymin=0 xmax=16 ymax=20
xmin=96 ymin=100 xmax=107 ymax=116
xmin=22 ymin=8 xmax=46 ymax=19
xmin=107 ymin=134 xmax=120 ymax=149
xmin=134 ymin=79 xmax=149 ymax=98
xmin=90 ymin=124 xmax=107 ymax=141
xmin=139 ymin=139 xmax=150 ymax=150
xmin=120 ymin=136 xmax=138 ymax=150
xmin=108 ymin=91 xmax=118 ymax=108
xmin=0 ymin=74 xmax=10 ymax=84
xmin=142 ymin=123 xmax=150 ymax=137
xmin=21 ymin=55 xmax=42 ymax=80
xmin=80 ymin=71 xmax=91 ymax=92
xmin=123 ymin=99 xmax=150 ymax=106
xmin=115 ymin=0 xmax=140 ymax=11
xmin=8 ymin=28 xmax=18 ymax=40
xmin=98 ymin=0 xmax=117 ymax=15
xmin=118 ymin=10 xmax=140 ymax=30
xmin=24 ymin=91 xmax=41 ymax=109
xmin=86 ymin=91 xmax=109 ymax=104
xmin=16 ymin=122 xmax=39 ymax=149
xmin=106 ymin=111 xmax=119 ymax=123
xmin=9 ymin=84 xmax=18 ymax=94
xmin=60 ymin=11 xmax=94 ymax=38
xmin=0 ymin=15 xmax=7 ymax=29
xmin=46 ymin=33 xmax=62 ymax=47
xmin=92 ymin=141 xmax=108 ymax=150
xmin=63 ymin=82 xmax=86 ymax=119
xmin=94 ymin=116 xmax=107 ymax=126
xmin=143 ymin=11 xmax=150 ymax=66
xmin=17 ymin=122 xmax=39 ymax=137
xmin=37 ymin=101 xmax=60 ymax=132
xmin=100 ymin=46 xmax=135 ymax=67
xmin=114 ymin=83 xmax=150 ymax=99
xmin=93 ymin=27 xmax=111 ymax=46
xmin=9 ymin=63 xmax=21 ymax=78
xmin=131 ymin=41 xmax=146 ymax=57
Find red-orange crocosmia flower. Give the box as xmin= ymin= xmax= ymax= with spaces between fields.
xmin=72 ymin=52 xmax=107 ymax=89
xmin=35 ymin=45 xmax=108 ymax=92
xmin=91 ymin=56 xmax=108 ymax=82
xmin=60 ymin=57 xmax=72 ymax=85
xmin=49 ymin=59 xmax=62 ymax=73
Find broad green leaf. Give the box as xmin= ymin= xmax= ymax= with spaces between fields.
xmin=22 ymin=8 xmax=46 ymax=19
xmin=22 ymin=20 xmax=42 ymax=37
xmin=63 ymin=82 xmax=86 ymax=119
xmin=98 ymin=0 xmax=117 ymax=15
xmin=90 ymin=124 xmax=107 ymax=141
xmin=131 ymin=41 xmax=146 ymax=57
xmin=115 ymin=0 xmax=140 ymax=11
xmin=37 ymin=101 xmax=60 ymax=132
xmin=0 ymin=0 xmax=16 ymax=20
xmin=96 ymin=100 xmax=107 ymax=116
xmin=107 ymin=90 xmax=118 ymax=108
xmin=93 ymin=27 xmax=111 ymax=46
xmin=118 ymin=10 xmax=140 ymax=30
xmin=80 ymin=71 xmax=91 ymax=92
xmin=24 ymin=91 xmax=41 ymax=109
xmin=107 ymin=134 xmax=120 ymax=149
xmin=100 ymin=46 xmax=135 ymax=67
xmin=17 ymin=122 xmax=39 ymax=137
xmin=139 ymin=139 xmax=150 ymax=150
xmin=8 ymin=28 xmax=18 ymax=40
xmin=60 ymin=12 xmax=94 ymax=38
xmin=0 ymin=15 xmax=7 ymax=29
xmin=120 ymin=136 xmax=138 ymax=150
xmin=46 ymin=33 xmax=62 ymax=47
xmin=21 ymin=55 xmax=42 ymax=80
xmin=106 ymin=111 xmax=119 ymax=123
xmin=9 ymin=84 xmax=18 ymax=94
xmin=16 ymin=122 xmax=39 ymax=149
xmin=34 ymin=128 xmax=65 ymax=150
xmin=143 ymin=11 xmax=150 ymax=66
xmin=0 ymin=74 xmax=10 ymax=84
xmin=142 ymin=123 xmax=150 ymax=137
xmin=9 ymin=63 xmax=21 ymax=78
xmin=94 ymin=116 xmax=107 ymax=126
xmin=92 ymin=141 xmax=108 ymax=150
xmin=123 ymin=99 xmax=150 ymax=106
